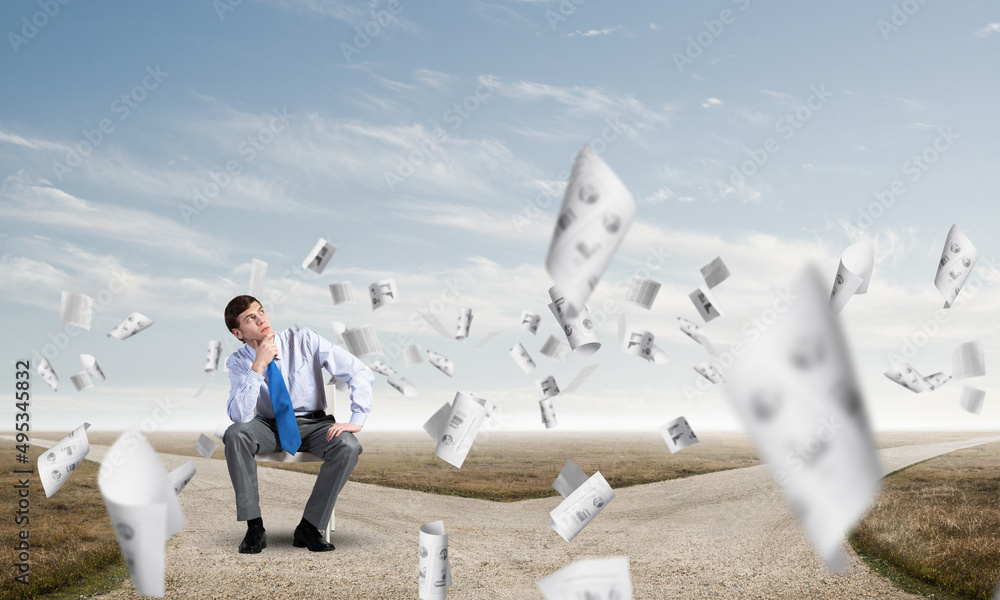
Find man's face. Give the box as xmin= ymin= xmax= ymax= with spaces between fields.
xmin=232 ymin=302 xmax=271 ymax=344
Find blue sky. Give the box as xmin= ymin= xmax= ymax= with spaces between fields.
xmin=2 ymin=0 xmax=999 ymax=433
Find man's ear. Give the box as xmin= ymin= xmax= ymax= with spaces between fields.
xmin=232 ymin=328 xmax=243 ymax=340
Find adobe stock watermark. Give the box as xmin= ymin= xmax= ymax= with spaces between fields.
xmin=384 ymin=77 xmax=497 ymax=192
xmin=178 ymin=107 xmax=294 ymax=223
xmin=510 ymin=115 xmax=628 ymax=234
xmin=773 ymin=415 xmax=843 ymax=486
xmin=681 ymin=286 xmax=799 ymax=403
xmin=716 ymin=84 xmax=833 ymax=197
xmin=30 ymin=269 xmax=130 ymax=368
xmin=886 ymin=254 xmax=999 ymax=366
xmin=877 ymin=0 xmax=931 ymax=42
xmin=51 ymin=66 xmax=169 ymax=181
xmin=545 ymin=0 xmax=586 ymax=31
xmin=672 ymin=0 xmax=752 ymax=74
xmin=7 ymin=0 xmax=72 ymax=54
xmin=211 ymin=0 xmax=243 ymax=21
xmin=847 ymin=126 xmax=959 ymax=235
xmin=341 ymin=0 xmax=404 ymax=62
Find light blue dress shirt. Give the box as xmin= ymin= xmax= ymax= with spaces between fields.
xmin=226 ymin=327 xmax=374 ymax=426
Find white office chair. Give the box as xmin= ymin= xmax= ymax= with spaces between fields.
xmin=214 ymin=384 xmax=337 ymax=542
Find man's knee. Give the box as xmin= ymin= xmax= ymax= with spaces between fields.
xmin=334 ymin=432 xmax=362 ymax=458
xmin=223 ymin=421 xmax=256 ymax=451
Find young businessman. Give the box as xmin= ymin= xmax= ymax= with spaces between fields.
xmin=222 ymin=295 xmax=374 ymax=554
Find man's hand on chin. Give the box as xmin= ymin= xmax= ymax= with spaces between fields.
xmin=326 ymin=422 xmax=362 ymax=441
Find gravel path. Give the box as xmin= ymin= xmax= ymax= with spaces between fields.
xmin=34 ymin=434 xmax=1000 ymax=599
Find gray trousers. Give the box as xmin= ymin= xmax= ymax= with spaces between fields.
xmin=223 ymin=414 xmax=362 ymax=529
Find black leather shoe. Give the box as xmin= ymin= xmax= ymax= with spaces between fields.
xmin=239 ymin=527 xmax=267 ymax=554
xmin=293 ymin=521 xmax=335 ymax=552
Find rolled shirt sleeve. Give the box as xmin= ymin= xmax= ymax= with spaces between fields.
xmin=226 ymin=354 xmax=265 ymax=423
xmin=311 ymin=329 xmax=374 ymax=427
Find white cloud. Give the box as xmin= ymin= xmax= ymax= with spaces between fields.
xmin=701 ymin=97 xmax=724 ymax=109
xmin=649 ymin=23 xmax=660 ymax=31
xmin=489 ymin=77 xmax=676 ymax=128
xmin=976 ymin=22 xmax=1000 ymax=37
xmin=0 ymin=172 xmax=233 ymax=265
xmin=565 ymin=26 xmax=622 ymax=38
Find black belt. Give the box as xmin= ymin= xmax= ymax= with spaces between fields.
xmin=297 ymin=410 xmax=326 ymax=420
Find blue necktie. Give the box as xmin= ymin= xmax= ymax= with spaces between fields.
xmin=267 ymin=360 xmax=301 ymax=455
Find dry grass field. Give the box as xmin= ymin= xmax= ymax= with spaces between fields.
xmin=851 ymin=441 xmax=1000 ymax=600
xmin=0 ymin=446 xmax=126 ymax=600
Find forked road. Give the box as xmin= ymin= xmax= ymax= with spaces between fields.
xmin=37 ymin=435 xmax=1000 ymax=599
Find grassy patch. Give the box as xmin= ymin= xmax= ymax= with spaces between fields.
xmin=0 ymin=444 xmax=125 ymax=600
xmin=850 ymin=442 xmax=1000 ymax=600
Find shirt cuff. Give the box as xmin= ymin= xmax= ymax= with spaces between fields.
xmin=349 ymin=412 xmax=367 ymax=427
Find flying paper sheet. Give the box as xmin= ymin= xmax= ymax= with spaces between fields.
xmin=369 ymin=359 xmax=397 ymax=376
xmin=539 ymin=398 xmax=558 ymax=429
xmin=427 ymin=350 xmax=454 ymax=377
xmin=537 ymin=557 xmax=632 ymax=600
xmin=621 ymin=327 xmax=668 ymax=365
xmin=935 ymin=224 xmax=978 ymax=308
xmin=624 ymin=276 xmax=661 ymax=309
xmin=98 ymin=429 xmax=185 ymax=598
xmin=60 ymin=291 xmax=93 ymax=330
xmin=385 ymin=375 xmax=418 ymax=397
xmin=418 ymin=312 xmax=456 ymax=341
xmin=37 ymin=357 xmax=58 ymax=391
xmin=536 ymin=375 xmax=560 ymax=399
xmin=249 ymin=259 xmax=267 ymax=297
xmin=510 ymin=342 xmax=537 ymax=374
xmin=330 ymin=321 xmax=347 ymax=346
xmin=959 ymin=385 xmax=985 ymax=415
xmin=548 ymin=461 xmax=615 ymax=543
xmin=829 ymin=239 xmax=874 ymax=314
xmin=301 ymin=238 xmax=336 ymax=274
xmin=418 ymin=521 xmax=452 ymax=600
xmin=693 ymin=362 xmax=724 ymax=384
xmin=688 ymin=286 xmax=724 ymax=323
xmin=952 ymin=341 xmax=986 ymax=380
xmin=545 ymin=144 xmax=637 ymax=319
xmin=723 ymin=266 xmax=881 ymax=571
xmin=38 ymin=422 xmax=90 ymax=497
xmin=168 ymin=462 xmax=196 ymax=496
xmin=404 ymin=344 xmax=424 ymax=367
xmin=551 ymin=459 xmax=590 ymax=498
xmin=923 ymin=372 xmax=952 ymax=390
xmin=472 ymin=331 xmax=500 ymax=349
xmin=204 ymin=341 xmax=222 ymax=373
xmin=660 ymin=416 xmax=699 ymax=453
xmin=369 ymin=278 xmax=399 ymax=310
xmin=700 ymin=256 xmax=731 ymax=289
xmin=343 ymin=325 xmax=383 ymax=357
xmin=108 ymin=312 xmax=154 ymax=340
xmin=71 ymin=354 xmax=106 ymax=391
xmin=194 ymin=433 xmax=217 ymax=459
xmin=520 ymin=310 xmax=541 ymax=335
xmin=539 ymin=335 xmax=569 ymax=361
xmin=428 ymin=392 xmax=489 ymax=468
xmin=562 ymin=364 xmax=599 ymax=395
xmin=883 ymin=362 xmax=930 ymax=393
xmin=329 ymin=282 xmax=356 ymax=305
xmin=549 ymin=285 xmax=601 ymax=357
xmin=455 ymin=307 xmax=473 ymax=340
xmin=677 ymin=316 xmax=719 ymax=357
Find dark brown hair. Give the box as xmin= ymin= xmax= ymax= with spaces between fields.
xmin=224 ymin=295 xmax=261 ymax=333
